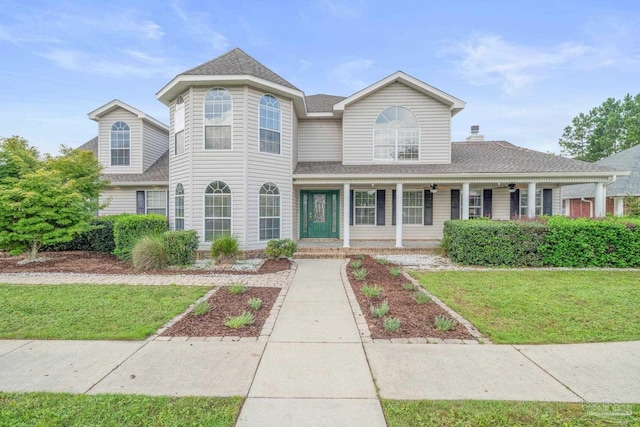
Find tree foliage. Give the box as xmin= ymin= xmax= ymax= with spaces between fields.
xmin=559 ymin=94 xmax=640 ymax=162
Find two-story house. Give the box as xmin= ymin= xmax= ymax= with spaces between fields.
xmin=82 ymin=47 xmax=625 ymax=250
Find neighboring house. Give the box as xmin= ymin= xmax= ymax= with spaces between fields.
xmin=562 ymin=144 xmax=640 ymax=217
xmin=79 ymin=47 xmax=628 ymax=250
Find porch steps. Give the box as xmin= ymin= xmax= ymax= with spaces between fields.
xmin=293 ymin=245 xmax=438 ymax=259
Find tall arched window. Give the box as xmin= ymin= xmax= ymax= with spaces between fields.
xmin=373 ymin=106 xmax=419 ymax=161
xmin=110 ymin=121 xmax=130 ymax=166
xmin=259 ymin=183 xmax=280 ymax=240
xmin=204 ymin=181 xmax=231 ymax=241
xmin=259 ymin=94 xmax=281 ymax=154
xmin=204 ymin=88 xmax=232 ymax=150
xmin=175 ymin=183 xmax=184 ymax=230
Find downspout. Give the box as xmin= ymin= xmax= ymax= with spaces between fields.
xmin=581 ymin=198 xmax=594 ymax=218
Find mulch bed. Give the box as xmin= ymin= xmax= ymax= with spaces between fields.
xmin=346 ymin=255 xmax=472 ymax=340
xmin=0 ymin=251 xmax=290 ymax=275
xmin=161 ymin=287 xmax=281 ymax=337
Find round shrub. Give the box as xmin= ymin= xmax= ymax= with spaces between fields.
xmin=264 ymin=239 xmax=296 ymax=259
xmin=132 ymin=235 xmax=168 ymax=271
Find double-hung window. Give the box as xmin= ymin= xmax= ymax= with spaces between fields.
xmin=175 ymin=184 xmax=184 ymax=230
xmin=110 ymin=121 xmax=130 ymax=166
xmin=204 ymin=88 xmax=232 ymax=150
xmin=520 ymin=189 xmax=542 ymax=216
xmin=204 ymin=181 xmax=231 ymax=241
xmin=354 ymin=190 xmax=376 ymax=225
xmin=146 ymin=191 xmax=167 ymax=216
xmin=374 ymin=106 xmax=419 ymax=161
xmin=468 ymin=189 xmax=483 ymax=218
xmin=403 ymin=190 xmax=423 ymax=224
xmin=259 ymin=94 xmax=281 ymax=154
xmin=259 ymin=183 xmax=280 ymax=240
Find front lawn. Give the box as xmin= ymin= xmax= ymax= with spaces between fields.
xmin=0 ymin=284 xmax=210 ymax=340
xmin=383 ymin=400 xmax=639 ymax=427
xmin=0 ymin=392 xmax=242 ymax=426
xmin=412 ymin=270 xmax=640 ymax=344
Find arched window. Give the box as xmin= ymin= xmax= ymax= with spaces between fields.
xmin=110 ymin=121 xmax=130 ymax=166
xmin=259 ymin=183 xmax=280 ymax=240
xmin=204 ymin=88 xmax=232 ymax=150
xmin=259 ymin=94 xmax=281 ymax=154
xmin=373 ymin=106 xmax=419 ymax=161
xmin=175 ymin=183 xmax=184 ymax=230
xmin=204 ymin=181 xmax=231 ymax=241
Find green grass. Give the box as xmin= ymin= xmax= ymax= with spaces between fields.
xmin=0 ymin=392 xmax=242 ymax=427
xmin=0 ymin=284 xmax=210 ymax=340
xmin=412 ymin=270 xmax=640 ymax=344
xmin=383 ymin=400 xmax=640 ymax=427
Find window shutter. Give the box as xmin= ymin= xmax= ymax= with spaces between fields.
xmin=509 ymin=189 xmax=520 ymax=218
xmin=450 ymin=189 xmax=460 ymax=219
xmin=136 ymin=191 xmax=145 ymax=214
xmin=543 ymin=189 xmax=553 ymax=216
xmin=376 ymin=190 xmax=386 ymax=226
xmin=392 ymin=190 xmax=396 ymax=226
xmin=483 ymin=189 xmax=493 ymax=218
xmin=166 ymin=191 xmax=170 ymax=219
xmin=424 ymin=190 xmax=433 ymax=225
xmin=349 ymin=190 xmax=354 ymax=226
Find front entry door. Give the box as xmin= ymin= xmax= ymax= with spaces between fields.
xmin=300 ymin=190 xmax=340 ymax=238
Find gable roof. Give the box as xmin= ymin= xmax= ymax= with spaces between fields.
xmin=562 ymin=144 xmax=640 ymax=198
xmin=305 ymin=94 xmax=347 ymax=113
xmin=87 ymin=100 xmax=169 ymax=132
xmin=77 ymin=136 xmax=98 ymax=155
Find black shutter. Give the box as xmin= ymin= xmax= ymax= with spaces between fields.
xmin=349 ymin=190 xmax=354 ymax=226
xmin=424 ymin=190 xmax=433 ymax=225
xmin=483 ymin=189 xmax=493 ymax=218
xmin=376 ymin=190 xmax=386 ymax=226
xmin=543 ymin=189 xmax=553 ymax=216
xmin=136 ymin=191 xmax=145 ymax=214
xmin=166 ymin=191 xmax=170 ymax=219
xmin=510 ymin=189 xmax=520 ymax=218
xmin=450 ymin=189 xmax=460 ymax=219
xmin=392 ymin=190 xmax=396 ymax=225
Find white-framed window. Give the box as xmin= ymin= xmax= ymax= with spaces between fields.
xmin=354 ymin=190 xmax=376 ymax=225
xmin=259 ymin=94 xmax=281 ymax=154
xmin=204 ymin=181 xmax=231 ymax=241
xmin=174 ymin=130 xmax=184 ymax=156
xmin=175 ymin=94 xmax=185 ymax=132
xmin=204 ymin=88 xmax=232 ymax=150
xmin=403 ymin=190 xmax=423 ymax=224
xmin=175 ymin=183 xmax=184 ymax=230
xmin=520 ymin=189 xmax=542 ymax=216
xmin=468 ymin=189 xmax=483 ymax=218
xmin=259 ymin=182 xmax=280 ymax=240
xmin=374 ymin=106 xmax=419 ymax=161
xmin=146 ymin=191 xmax=167 ymax=216
xmin=110 ymin=121 xmax=130 ymax=166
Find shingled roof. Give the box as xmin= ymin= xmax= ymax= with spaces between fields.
xmin=77 ymin=136 xmax=98 ymax=156
xmin=305 ymin=94 xmax=346 ymax=112
xmin=181 ymin=48 xmax=299 ymax=90
xmin=294 ymin=141 xmax=620 ymax=176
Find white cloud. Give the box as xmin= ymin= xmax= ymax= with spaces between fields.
xmin=171 ymin=1 xmax=229 ymax=52
xmin=330 ymin=58 xmax=374 ymax=90
xmin=320 ymin=0 xmax=364 ymax=19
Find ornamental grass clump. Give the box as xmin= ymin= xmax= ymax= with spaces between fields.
xmin=210 ymin=234 xmax=240 ymax=264
xmin=402 ymin=283 xmax=417 ymax=291
xmin=228 ymin=282 xmax=247 ymax=295
xmin=350 ymin=260 xmax=362 ymax=269
xmin=192 ymin=301 xmax=210 ymax=316
xmin=412 ymin=291 xmax=432 ymax=304
xmin=361 ymin=284 xmax=383 ymax=298
xmin=377 ymin=258 xmax=390 ymax=265
xmin=224 ymin=311 xmax=255 ymax=329
xmin=355 ymin=254 xmax=365 ymax=260
xmin=383 ymin=317 xmax=401 ymax=332
xmin=370 ymin=300 xmax=389 ymax=318
xmin=131 ymin=235 xmax=168 ymax=271
xmin=434 ymin=315 xmax=456 ymax=331
xmin=389 ymin=267 xmax=403 ymax=277
xmin=353 ymin=268 xmax=368 ymax=281
xmin=247 ymin=297 xmax=262 ymax=311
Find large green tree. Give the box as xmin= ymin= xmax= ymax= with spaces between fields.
xmin=0 ymin=136 xmax=108 ymax=259
xmin=559 ymin=94 xmax=640 ymax=162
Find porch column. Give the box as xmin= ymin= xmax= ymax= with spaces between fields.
xmin=461 ymin=182 xmax=470 ymax=220
xmin=396 ymin=183 xmax=403 ymax=247
xmin=527 ymin=182 xmax=537 ymax=218
xmin=343 ymin=183 xmax=350 ymax=247
xmin=594 ymin=182 xmax=605 ymax=217
xmin=614 ymin=197 xmax=625 ymax=216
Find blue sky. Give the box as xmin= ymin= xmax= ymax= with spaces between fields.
xmin=1 ymin=0 xmax=639 ymax=155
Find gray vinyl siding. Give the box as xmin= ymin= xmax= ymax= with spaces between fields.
xmin=142 ymin=122 xmax=168 ymax=172
xmin=98 ymin=186 xmax=168 ymax=216
xmin=169 ymin=92 xmax=192 ymax=231
xmin=342 ymin=82 xmax=451 ymax=165
xmin=298 ymin=119 xmax=342 ymax=162
xmin=99 ymin=108 xmax=142 ymax=174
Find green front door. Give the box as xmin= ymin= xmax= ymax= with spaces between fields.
xmin=300 ymin=190 xmax=340 ymax=238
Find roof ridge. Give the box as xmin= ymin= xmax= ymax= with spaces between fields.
xmin=179 ymin=48 xmax=241 ymax=75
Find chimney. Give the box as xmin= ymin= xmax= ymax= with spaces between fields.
xmin=466 ymin=125 xmax=484 ymax=142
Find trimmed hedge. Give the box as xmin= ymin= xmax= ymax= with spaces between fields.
xmin=264 ymin=238 xmax=296 ymax=259
xmin=113 ymin=214 xmax=168 ymax=261
xmin=164 ymin=230 xmax=199 ymax=266
xmin=43 ymin=215 xmax=120 ymax=254
xmin=442 ymin=220 xmax=547 ymax=267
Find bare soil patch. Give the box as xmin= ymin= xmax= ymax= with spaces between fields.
xmin=161 ymin=287 xmax=281 ymax=337
xmin=347 ymin=255 xmax=472 ymax=340
xmin=0 ymin=251 xmax=290 ymax=275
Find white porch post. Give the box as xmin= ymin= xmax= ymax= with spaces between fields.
xmin=527 ymin=182 xmax=537 ymax=218
xmin=343 ymin=183 xmax=350 ymax=247
xmin=594 ymin=182 xmax=605 ymax=217
xmin=461 ymin=182 xmax=470 ymax=220
xmin=614 ymin=197 xmax=625 ymax=216
xmin=396 ymin=183 xmax=403 ymax=247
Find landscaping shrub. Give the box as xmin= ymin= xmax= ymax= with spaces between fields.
xmin=164 ymin=230 xmax=199 ymax=266
xmin=264 ymin=238 xmax=296 ymax=258
xmin=43 ymin=215 xmax=119 ymax=253
xmin=211 ymin=234 xmax=240 ymax=263
xmin=131 ymin=235 xmax=168 ymax=271
xmin=442 ymin=219 xmax=547 ymax=267
xmin=113 ymin=214 xmax=168 ymax=261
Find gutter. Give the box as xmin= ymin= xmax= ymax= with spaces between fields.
xmin=581 ymin=198 xmax=594 ymax=218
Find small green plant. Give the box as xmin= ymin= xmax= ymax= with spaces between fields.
xmin=377 ymin=258 xmax=390 ymax=265
xmin=370 ymin=300 xmax=389 ymax=318
xmin=247 ymin=297 xmax=262 ymax=311
xmin=435 ymin=315 xmax=456 ymax=331
xmin=131 ymin=235 xmax=168 ymax=271
xmin=228 ymin=282 xmax=247 ymax=295
xmin=402 ymin=283 xmax=416 ymax=291
xmin=353 ymin=267 xmax=368 ymax=281
xmin=264 ymin=238 xmax=296 ymax=258
xmin=389 ymin=267 xmax=402 ymax=277
xmin=361 ymin=284 xmax=383 ymax=298
xmin=412 ymin=291 xmax=432 ymax=304
xmin=350 ymin=260 xmax=362 ymax=269
xmin=224 ymin=311 xmax=255 ymax=329
xmin=383 ymin=317 xmax=401 ymax=332
xmin=192 ymin=301 xmax=210 ymax=316
xmin=355 ymin=254 xmax=365 ymax=260
xmin=210 ymin=234 xmax=240 ymax=263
